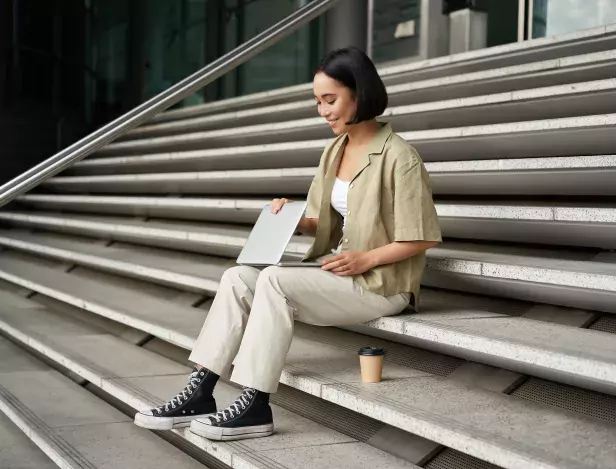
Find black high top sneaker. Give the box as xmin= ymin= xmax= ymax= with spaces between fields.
xmin=189 ymin=387 xmax=273 ymax=441
xmin=134 ymin=367 xmax=218 ymax=430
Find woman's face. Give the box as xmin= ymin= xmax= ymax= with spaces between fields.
xmin=313 ymin=72 xmax=357 ymax=136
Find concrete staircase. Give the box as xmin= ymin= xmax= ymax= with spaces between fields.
xmin=1 ymin=24 xmax=616 ymax=469
xmin=0 ymin=333 xmax=224 ymax=469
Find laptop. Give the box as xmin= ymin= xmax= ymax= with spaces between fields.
xmin=236 ymin=201 xmax=323 ymax=267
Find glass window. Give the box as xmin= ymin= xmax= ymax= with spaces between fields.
xmin=183 ymin=1 xmax=209 ymax=106
xmin=485 ymin=0 xmax=519 ymax=48
xmin=238 ymin=0 xmax=316 ymax=96
xmin=89 ymin=0 xmax=129 ymax=123
xmin=86 ymin=0 xmax=321 ymax=114
xmin=142 ymin=0 xmax=209 ymax=106
xmin=185 ymin=0 xmax=321 ymax=101
xmin=532 ymin=0 xmax=616 ymax=38
xmin=372 ymin=0 xmax=421 ymax=63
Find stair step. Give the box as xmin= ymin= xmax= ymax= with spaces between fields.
xmin=0 ymin=397 xmax=58 ymax=469
xmin=1 ymin=287 xmax=615 ymax=469
xmin=152 ymin=31 xmax=616 ymax=122
xmin=70 ymin=141 xmax=324 ymax=174
xmin=10 ymin=197 xmax=616 ymax=249
xmin=382 ymin=50 xmax=616 ymax=107
xmin=0 ymin=213 xmax=304 ymax=258
xmin=0 ymin=233 xmax=614 ymax=394
xmin=0 ymin=230 xmax=229 ymax=293
xmin=424 ymin=242 xmax=616 ymax=313
xmin=39 ymin=159 xmax=616 ymax=197
xmin=125 ymin=79 xmax=616 ymax=140
xmin=91 ymin=112 xmax=616 ymax=161
xmin=44 ymin=167 xmax=318 ymax=195
xmin=429 ymin=154 xmax=616 ymax=196
xmin=436 ymin=202 xmax=616 ymax=248
xmin=377 ymin=23 xmax=616 ymax=86
xmin=15 ymin=195 xmax=271 ymax=223
xmin=64 ymin=149 xmax=616 ymax=196
xmin=0 ymin=230 xmax=528 ymax=319
xmin=0 ymin=291 xmax=422 ymax=469
xmin=0 ymin=214 xmax=614 ymax=311
xmin=0 ymin=335 xmax=210 ymax=469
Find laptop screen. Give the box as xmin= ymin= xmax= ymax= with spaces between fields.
xmin=236 ymin=201 xmax=307 ymax=265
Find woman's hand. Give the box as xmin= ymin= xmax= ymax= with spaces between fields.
xmin=321 ymin=250 xmax=375 ymax=276
xmin=270 ymin=198 xmax=318 ymax=235
xmin=270 ymin=198 xmax=293 ymax=214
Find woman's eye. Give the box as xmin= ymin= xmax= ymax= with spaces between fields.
xmin=327 ymin=100 xmax=336 ymax=105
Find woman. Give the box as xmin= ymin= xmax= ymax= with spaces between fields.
xmin=134 ymin=47 xmax=441 ymax=441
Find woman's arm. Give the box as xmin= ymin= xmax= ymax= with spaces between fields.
xmin=324 ymin=150 xmax=442 ymax=276
xmin=270 ymin=198 xmax=318 ymax=237
xmin=296 ymin=217 xmax=319 ymax=237
xmin=322 ymin=240 xmax=438 ymax=276
xmin=368 ymin=240 xmax=438 ymax=267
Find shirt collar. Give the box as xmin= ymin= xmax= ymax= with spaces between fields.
xmin=325 ymin=122 xmax=394 ymax=185
xmin=366 ymin=122 xmax=393 ymax=155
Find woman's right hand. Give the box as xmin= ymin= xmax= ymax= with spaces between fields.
xmin=270 ymin=198 xmax=293 ymax=214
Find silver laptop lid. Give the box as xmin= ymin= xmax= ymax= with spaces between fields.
xmin=236 ymin=201 xmax=307 ymax=265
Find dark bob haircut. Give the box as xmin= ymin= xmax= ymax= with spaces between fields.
xmin=315 ymin=47 xmax=388 ymax=125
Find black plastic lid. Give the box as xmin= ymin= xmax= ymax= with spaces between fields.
xmin=358 ymin=346 xmax=385 ymax=356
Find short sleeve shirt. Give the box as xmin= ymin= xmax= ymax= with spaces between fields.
xmin=303 ymin=122 xmax=442 ymax=299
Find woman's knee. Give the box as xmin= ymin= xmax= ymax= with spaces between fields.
xmin=256 ymin=266 xmax=284 ymax=287
xmin=257 ymin=266 xmax=284 ymax=284
xmin=220 ymin=265 xmax=259 ymax=288
xmin=256 ymin=266 xmax=298 ymax=295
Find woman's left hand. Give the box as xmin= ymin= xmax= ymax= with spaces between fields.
xmin=321 ymin=251 xmax=375 ymax=276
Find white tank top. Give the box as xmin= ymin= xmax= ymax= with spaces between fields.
xmin=331 ymin=178 xmax=350 ymax=229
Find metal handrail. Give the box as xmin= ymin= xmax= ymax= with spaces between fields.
xmin=0 ymin=0 xmax=340 ymax=208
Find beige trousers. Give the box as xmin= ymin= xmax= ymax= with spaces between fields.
xmin=188 ymin=265 xmax=410 ymax=393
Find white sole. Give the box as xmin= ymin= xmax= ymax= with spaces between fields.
xmin=190 ymin=420 xmax=274 ymax=441
xmin=134 ymin=412 xmax=206 ymax=430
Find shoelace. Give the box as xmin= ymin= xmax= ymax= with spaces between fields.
xmin=155 ymin=369 xmax=201 ymax=413
xmin=210 ymin=388 xmax=256 ymax=423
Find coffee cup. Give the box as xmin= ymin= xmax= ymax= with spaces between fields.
xmin=358 ymin=346 xmax=386 ymax=383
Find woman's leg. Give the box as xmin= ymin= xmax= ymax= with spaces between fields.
xmin=231 ymin=265 xmax=408 ymax=392
xmin=190 ymin=265 xmax=408 ymax=441
xmin=135 ymin=265 xmax=260 ymax=430
xmin=189 ymin=265 xmax=260 ymax=376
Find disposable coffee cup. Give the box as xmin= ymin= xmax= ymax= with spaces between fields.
xmin=358 ymin=346 xmax=386 ymax=383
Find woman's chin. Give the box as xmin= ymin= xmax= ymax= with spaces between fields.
xmin=331 ymin=125 xmax=345 ymax=136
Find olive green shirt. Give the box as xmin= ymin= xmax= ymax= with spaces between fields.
xmin=302 ymin=123 xmax=442 ymax=299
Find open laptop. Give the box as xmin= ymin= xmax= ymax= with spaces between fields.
xmin=236 ymin=201 xmax=323 ymax=267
